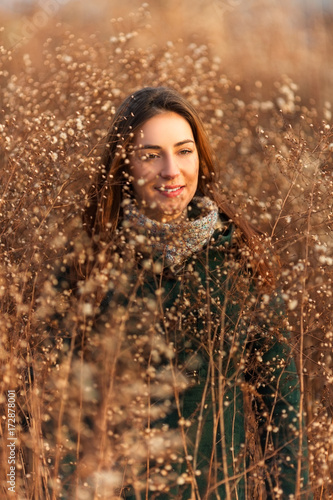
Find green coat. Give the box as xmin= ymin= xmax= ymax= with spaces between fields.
xmin=97 ymin=214 xmax=311 ymax=499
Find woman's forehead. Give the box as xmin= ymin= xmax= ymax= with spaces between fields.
xmin=133 ymin=112 xmax=194 ymax=147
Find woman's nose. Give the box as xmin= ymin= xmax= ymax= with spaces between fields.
xmin=160 ymin=155 xmax=180 ymax=178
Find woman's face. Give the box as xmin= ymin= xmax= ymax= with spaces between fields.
xmin=130 ymin=112 xmax=199 ymax=222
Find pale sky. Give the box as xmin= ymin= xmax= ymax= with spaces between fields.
xmin=0 ymin=0 xmax=332 ymax=9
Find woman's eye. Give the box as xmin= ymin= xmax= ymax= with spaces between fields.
xmin=139 ymin=152 xmax=159 ymax=161
xmin=179 ymin=149 xmax=192 ymax=155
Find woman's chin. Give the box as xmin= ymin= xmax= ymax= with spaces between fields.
xmin=141 ymin=201 xmax=186 ymax=223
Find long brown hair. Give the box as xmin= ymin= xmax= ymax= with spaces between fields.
xmin=82 ymin=87 xmax=275 ymax=284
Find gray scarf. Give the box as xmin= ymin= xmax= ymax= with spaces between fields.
xmin=123 ymin=196 xmax=219 ymax=267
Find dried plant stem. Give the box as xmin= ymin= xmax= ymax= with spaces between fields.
xmin=296 ymin=172 xmax=317 ymax=498
xmin=270 ymin=166 xmax=301 ymax=241
xmin=51 ymin=328 xmax=78 ymax=500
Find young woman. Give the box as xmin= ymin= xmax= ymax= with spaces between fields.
xmin=61 ymin=87 xmax=311 ymax=499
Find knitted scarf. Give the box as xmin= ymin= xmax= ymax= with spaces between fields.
xmin=123 ymin=196 xmax=219 ymax=267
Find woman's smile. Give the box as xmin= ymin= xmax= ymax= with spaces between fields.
xmin=155 ymin=185 xmax=185 ymax=197
xmin=130 ymin=112 xmax=199 ymax=222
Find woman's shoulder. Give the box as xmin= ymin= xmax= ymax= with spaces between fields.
xmin=209 ymin=211 xmax=242 ymax=251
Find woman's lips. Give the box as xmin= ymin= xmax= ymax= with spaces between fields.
xmin=155 ymin=185 xmax=185 ymax=197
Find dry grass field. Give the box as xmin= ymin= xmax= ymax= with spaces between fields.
xmin=0 ymin=0 xmax=332 ymax=498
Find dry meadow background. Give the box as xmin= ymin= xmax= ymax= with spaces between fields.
xmin=0 ymin=0 xmax=333 ymax=498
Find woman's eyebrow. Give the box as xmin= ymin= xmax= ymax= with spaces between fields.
xmin=137 ymin=139 xmax=195 ymax=150
xmin=175 ymin=139 xmax=195 ymax=147
xmin=137 ymin=144 xmax=161 ymax=150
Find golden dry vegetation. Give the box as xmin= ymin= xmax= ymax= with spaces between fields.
xmin=0 ymin=1 xmax=332 ymax=498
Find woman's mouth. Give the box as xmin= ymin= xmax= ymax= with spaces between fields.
xmin=155 ymin=185 xmax=185 ymax=197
